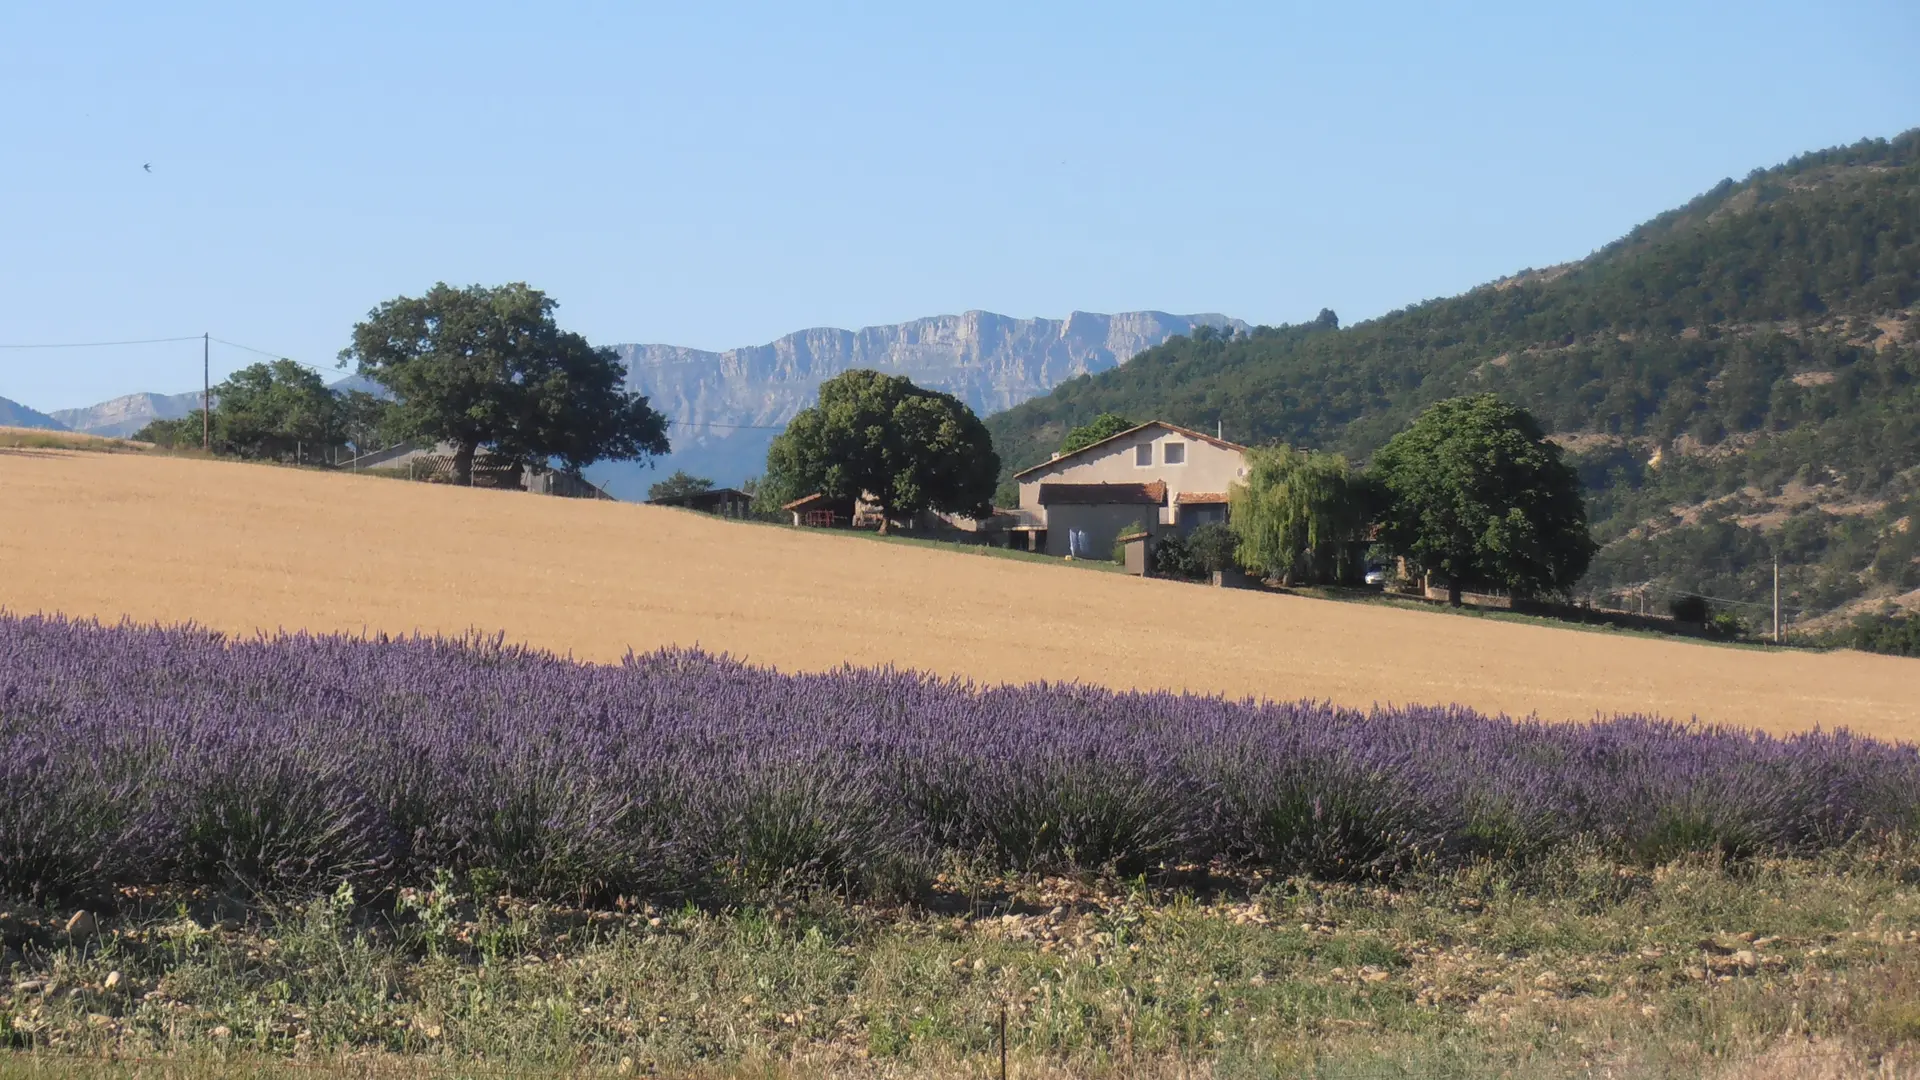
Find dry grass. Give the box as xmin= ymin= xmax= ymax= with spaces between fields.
xmin=0 ymin=428 xmax=148 ymax=454
xmin=1 ymin=450 xmax=1916 ymax=737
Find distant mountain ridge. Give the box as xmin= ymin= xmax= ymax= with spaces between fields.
xmin=588 ymin=309 xmax=1247 ymax=497
xmin=50 ymin=391 xmax=204 ymax=439
xmin=0 ymin=396 xmax=66 ymax=431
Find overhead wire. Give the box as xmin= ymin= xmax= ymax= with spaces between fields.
xmin=0 ymin=334 xmax=204 ymax=349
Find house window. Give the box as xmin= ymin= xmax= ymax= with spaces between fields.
xmin=1134 ymin=444 xmax=1152 ymax=467
xmin=1163 ymin=442 xmax=1186 ymax=465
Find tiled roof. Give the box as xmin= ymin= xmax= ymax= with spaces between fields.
xmin=1037 ymin=481 xmax=1168 ymax=506
xmin=1175 ymin=491 xmax=1230 ymax=505
xmin=1013 ymin=421 xmax=1249 ymax=479
xmin=781 ymin=492 xmax=844 ymax=512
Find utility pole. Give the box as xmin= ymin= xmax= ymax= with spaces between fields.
xmin=201 ymin=332 xmax=210 ymax=451
xmin=1773 ymin=558 xmax=1782 ymax=644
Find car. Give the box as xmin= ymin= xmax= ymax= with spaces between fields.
xmin=1363 ymin=567 xmax=1389 ymax=586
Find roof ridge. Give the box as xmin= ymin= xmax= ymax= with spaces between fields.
xmin=1012 ymin=420 xmax=1247 ymax=479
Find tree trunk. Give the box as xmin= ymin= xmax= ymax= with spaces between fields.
xmin=453 ymin=440 xmax=477 ymax=487
xmin=1448 ymin=578 xmax=1463 ymax=607
xmin=876 ymin=515 xmax=890 ymax=535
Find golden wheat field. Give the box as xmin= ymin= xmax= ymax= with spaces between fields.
xmin=2 ymin=446 xmax=1916 ymax=738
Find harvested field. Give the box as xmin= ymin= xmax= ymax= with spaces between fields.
xmin=1 ymin=450 xmax=1916 ymax=737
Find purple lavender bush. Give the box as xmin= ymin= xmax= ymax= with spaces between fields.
xmin=1 ymin=613 xmax=1915 ymax=905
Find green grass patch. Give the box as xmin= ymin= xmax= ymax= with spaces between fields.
xmin=4 ymin=849 xmax=1919 ymax=1077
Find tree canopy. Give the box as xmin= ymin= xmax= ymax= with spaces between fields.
xmin=341 ymin=282 xmax=669 ymax=484
xmin=1059 ymin=413 xmax=1135 ymax=455
xmin=1228 ymin=447 xmax=1372 ymax=585
xmin=214 ymin=361 xmax=339 ymax=461
xmin=133 ymin=361 xmax=394 ymax=462
xmin=765 ymin=370 xmax=1000 ymax=531
xmin=648 ymin=470 xmax=714 ymax=501
xmin=1370 ymin=395 xmax=1595 ymax=604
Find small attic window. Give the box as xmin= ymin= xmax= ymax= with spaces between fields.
xmin=1163 ymin=442 xmax=1186 ymax=465
xmin=1134 ymin=444 xmax=1152 ymax=467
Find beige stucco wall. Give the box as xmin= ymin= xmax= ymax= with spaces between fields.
xmin=1018 ymin=426 xmax=1248 ymax=530
xmin=1043 ymin=504 xmax=1161 ymax=558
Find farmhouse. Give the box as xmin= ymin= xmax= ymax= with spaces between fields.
xmin=783 ymin=492 xmax=860 ymax=528
xmin=782 ymin=491 xmax=957 ymax=531
xmin=1013 ymin=422 xmax=1248 ymax=557
xmin=345 ymin=440 xmax=612 ymax=499
xmin=647 ymin=487 xmax=754 ymax=517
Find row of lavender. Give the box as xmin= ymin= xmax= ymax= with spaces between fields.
xmin=2 ymin=614 xmax=1915 ymax=904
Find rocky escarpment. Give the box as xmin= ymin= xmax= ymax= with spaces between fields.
xmin=50 ymin=391 xmax=203 ymax=438
xmin=590 ymin=309 xmax=1246 ymax=496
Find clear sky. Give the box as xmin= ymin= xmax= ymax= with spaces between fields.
xmin=2 ymin=1 xmax=1914 ymax=412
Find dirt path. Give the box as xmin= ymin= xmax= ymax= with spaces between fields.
xmin=4 ymin=450 xmax=1915 ymax=737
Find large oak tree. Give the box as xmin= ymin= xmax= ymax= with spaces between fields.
xmin=765 ymin=370 xmax=999 ymax=531
xmin=1371 ymin=394 xmax=1595 ymax=605
xmin=341 ymin=283 xmax=669 ymax=485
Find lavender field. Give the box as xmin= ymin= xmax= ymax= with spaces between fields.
xmin=2 ymin=613 xmax=1916 ymax=906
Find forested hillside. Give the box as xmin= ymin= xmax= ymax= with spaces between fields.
xmin=985 ymin=131 xmax=1920 ymax=626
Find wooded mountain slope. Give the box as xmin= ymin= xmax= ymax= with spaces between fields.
xmin=986 ymin=131 xmax=1920 ymax=625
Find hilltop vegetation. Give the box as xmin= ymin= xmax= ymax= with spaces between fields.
xmin=986 ymin=131 xmax=1920 ymax=624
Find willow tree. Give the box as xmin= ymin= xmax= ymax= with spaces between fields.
xmin=1228 ymin=447 xmax=1373 ymax=585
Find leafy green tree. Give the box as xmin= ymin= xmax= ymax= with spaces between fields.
xmin=741 ymin=474 xmax=794 ymax=518
xmin=1059 ymin=413 xmax=1135 ymax=456
xmin=765 ymin=370 xmax=1000 ymax=532
xmin=1371 ymin=395 xmax=1596 ymax=605
xmin=341 ymin=282 xmax=670 ymax=485
xmin=338 ymin=390 xmax=399 ymax=457
xmin=132 ymin=415 xmax=203 ymax=449
xmin=1228 ymin=447 xmax=1372 ymax=585
xmin=648 ymin=470 xmax=715 ymax=501
xmin=213 ymin=360 xmax=341 ymax=462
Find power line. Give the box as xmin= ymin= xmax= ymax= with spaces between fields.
xmin=208 ymin=337 xmax=359 ymax=387
xmin=0 ymin=334 xmax=203 ymax=350
xmin=669 ymin=419 xmax=788 ymax=430
xmin=1613 ymin=582 xmax=1804 ymax=615
xmin=208 ymin=336 xmax=297 ymax=359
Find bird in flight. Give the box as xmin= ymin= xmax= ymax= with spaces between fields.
xmin=142 ymin=163 xmax=151 ymax=173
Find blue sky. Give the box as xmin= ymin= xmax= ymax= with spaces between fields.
xmin=2 ymin=1 xmax=1914 ymax=412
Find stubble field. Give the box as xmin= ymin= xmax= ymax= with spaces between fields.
xmin=1 ymin=447 xmax=1916 ymax=737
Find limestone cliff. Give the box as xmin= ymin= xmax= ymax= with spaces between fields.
xmin=590 ymin=310 xmax=1246 ymax=497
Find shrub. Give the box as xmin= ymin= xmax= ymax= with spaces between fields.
xmin=1708 ymin=610 xmax=1748 ymax=640
xmin=1187 ymin=524 xmax=1239 ymax=575
xmin=1846 ymin=612 xmax=1920 ymax=657
xmin=1668 ymin=594 xmax=1710 ymax=624
xmin=1151 ymin=532 xmax=1199 ymax=579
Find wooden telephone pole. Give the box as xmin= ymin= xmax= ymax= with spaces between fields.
xmin=1773 ymin=557 xmax=1782 ymax=644
xmin=201 ymin=332 xmax=210 ymax=451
